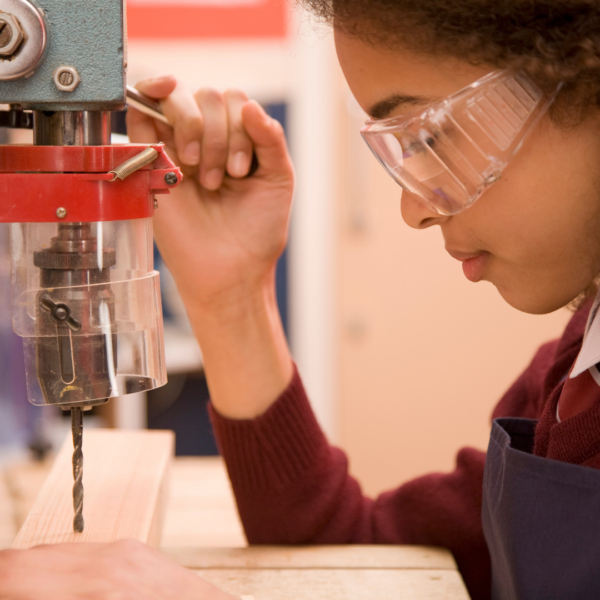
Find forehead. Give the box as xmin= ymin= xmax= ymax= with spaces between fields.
xmin=334 ymin=29 xmax=491 ymax=118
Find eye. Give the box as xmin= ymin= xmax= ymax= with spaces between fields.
xmin=418 ymin=129 xmax=436 ymax=148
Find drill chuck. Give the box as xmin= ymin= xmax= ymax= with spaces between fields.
xmin=34 ymin=222 xmax=117 ymax=408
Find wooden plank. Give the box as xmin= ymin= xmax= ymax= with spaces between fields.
xmin=164 ymin=545 xmax=457 ymax=570
xmin=196 ymin=568 xmax=471 ymax=599
xmin=12 ymin=429 xmax=174 ymax=549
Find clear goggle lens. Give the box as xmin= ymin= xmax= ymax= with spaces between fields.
xmin=361 ymin=71 xmax=559 ymax=215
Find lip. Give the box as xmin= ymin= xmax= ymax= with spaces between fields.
xmin=446 ymin=248 xmax=489 ymax=282
xmin=446 ymin=249 xmax=485 ymax=261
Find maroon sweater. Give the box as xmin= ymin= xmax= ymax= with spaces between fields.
xmin=210 ymin=304 xmax=600 ymax=600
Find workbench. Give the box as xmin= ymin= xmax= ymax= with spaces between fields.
xmin=0 ymin=455 xmax=471 ymax=599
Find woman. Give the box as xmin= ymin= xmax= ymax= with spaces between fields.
xmin=124 ymin=2 xmax=600 ymax=599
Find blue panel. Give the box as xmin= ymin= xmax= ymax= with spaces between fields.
xmin=153 ymin=101 xmax=291 ymax=338
xmin=265 ymin=103 xmax=289 ymax=337
xmin=0 ymin=0 xmax=125 ymax=109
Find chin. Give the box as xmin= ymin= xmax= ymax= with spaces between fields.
xmin=493 ymin=283 xmax=582 ymax=315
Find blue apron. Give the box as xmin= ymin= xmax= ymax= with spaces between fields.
xmin=482 ymin=417 xmax=600 ymax=599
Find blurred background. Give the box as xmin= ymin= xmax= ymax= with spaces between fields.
xmin=0 ymin=0 xmax=570 ymax=497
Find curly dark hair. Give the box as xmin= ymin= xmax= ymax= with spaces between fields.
xmin=297 ymin=0 xmax=600 ymax=123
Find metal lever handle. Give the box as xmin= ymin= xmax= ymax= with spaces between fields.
xmin=126 ymin=85 xmax=259 ymax=178
xmin=126 ymin=85 xmax=169 ymax=125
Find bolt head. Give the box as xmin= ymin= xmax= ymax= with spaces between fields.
xmin=0 ymin=14 xmax=24 ymax=58
xmin=53 ymin=66 xmax=80 ymax=93
xmin=56 ymin=207 xmax=67 ymax=219
xmin=164 ymin=172 xmax=178 ymax=185
xmin=53 ymin=306 xmax=68 ymax=321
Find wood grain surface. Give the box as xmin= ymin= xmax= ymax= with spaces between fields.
xmin=196 ymin=568 xmax=469 ymax=599
xmin=163 ymin=545 xmax=457 ymax=570
xmin=161 ymin=457 xmax=246 ymax=548
xmin=12 ymin=429 xmax=174 ymax=549
xmin=0 ymin=470 xmax=17 ymax=549
xmin=167 ymin=545 xmax=469 ymax=599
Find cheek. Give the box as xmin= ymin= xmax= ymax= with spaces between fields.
xmin=450 ymin=128 xmax=600 ymax=310
xmin=467 ymin=126 xmax=600 ymax=260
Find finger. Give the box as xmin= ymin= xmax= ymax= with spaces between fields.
xmin=195 ymin=88 xmax=229 ymax=190
xmin=241 ymin=100 xmax=291 ymax=176
xmin=135 ymin=75 xmax=178 ymax=100
xmin=223 ymin=88 xmax=253 ymax=178
xmin=126 ymin=106 xmax=162 ymax=145
xmin=158 ymin=82 xmax=204 ymax=167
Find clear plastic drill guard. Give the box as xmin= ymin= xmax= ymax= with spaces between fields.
xmin=11 ymin=217 xmax=166 ymax=407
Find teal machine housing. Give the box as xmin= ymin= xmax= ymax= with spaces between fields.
xmin=0 ymin=0 xmax=125 ymax=110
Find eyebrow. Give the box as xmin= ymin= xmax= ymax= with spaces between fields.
xmin=367 ymin=93 xmax=436 ymax=120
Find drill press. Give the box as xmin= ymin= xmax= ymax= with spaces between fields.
xmin=0 ymin=0 xmax=181 ymax=532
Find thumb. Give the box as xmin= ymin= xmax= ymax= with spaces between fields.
xmin=242 ymin=100 xmax=292 ymax=178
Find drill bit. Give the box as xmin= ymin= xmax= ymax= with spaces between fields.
xmin=70 ymin=407 xmax=84 ymax=533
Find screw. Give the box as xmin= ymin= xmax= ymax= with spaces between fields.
xmin=59 ymin=71 xmax=74 ymax=87
xmin=56 ymin=207 xmax=67 ymax=219
xmin=0 ymin=14 xmax=24 ymax=58
xmin=154 ymin=199 xmax=158 ymax=209
xmin=164 ymin=172 xmax=178 ymax=185
xmin=53 ymin=67 xmax=80 ymax=93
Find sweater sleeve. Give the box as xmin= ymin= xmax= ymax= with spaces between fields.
xmin=209 ymin=366 xmax=492 ymax=600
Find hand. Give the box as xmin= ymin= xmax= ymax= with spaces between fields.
xmin=0 ymin=540 xmax=235 ymax=600
xmin=127 ymin=76 xmax=295 ymax=418
xmin=127 ymin=76 xmax=295 ymax=314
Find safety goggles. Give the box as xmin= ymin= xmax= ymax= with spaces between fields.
xmin=361 ymin=71 xmax=561 ymax=215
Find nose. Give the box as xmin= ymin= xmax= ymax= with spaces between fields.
xmin=400 ymin=191 xmax=451 ymax=229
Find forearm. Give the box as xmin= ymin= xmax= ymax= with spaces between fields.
xmin=183 ymin=269 xmax=294 ymax=419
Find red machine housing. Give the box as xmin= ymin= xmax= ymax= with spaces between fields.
xmin=0 ymin=143 xmax=182 ymax=223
